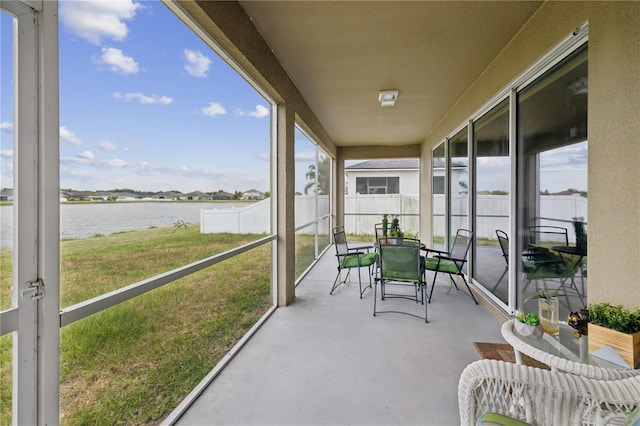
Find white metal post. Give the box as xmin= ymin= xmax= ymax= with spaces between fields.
xmin=9 ymin=0 xmax=60 ymax=423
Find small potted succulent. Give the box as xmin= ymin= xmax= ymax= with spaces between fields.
xmin=514 ymin=310 xmax=543 ymax=339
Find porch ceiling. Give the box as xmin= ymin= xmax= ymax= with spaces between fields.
xmin=238 ymin=1 xmax=543 ymax=147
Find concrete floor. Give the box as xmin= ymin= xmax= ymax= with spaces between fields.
xmin=172 ymin=249 xmax=507 ymax=426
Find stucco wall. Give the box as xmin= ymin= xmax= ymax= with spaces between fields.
xmin=421 ymin=2 xmax=640 ymax=308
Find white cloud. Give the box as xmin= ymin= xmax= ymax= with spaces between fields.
xmin=106 ymin=159 xmax=126 ymax=167
xmin=0 ymin=122 xmax=13 ymax=133
xmin=238 ymin=104 xmax=269 ymax=118
xmin=258 ymin=153 xmax=270 ymax=161
xmin=0 ymin=150 xmax=13 ymax=159
xmin=113 ymin=92 xmax=172 ymax=104
xmin=184 ymin=49 xmax=212 ymax=78
xmin=61 ymin=156 xmax=127 ymax=168
xmin=476 ymin=157 xmax=508 ymax=167
xmin=60 ymin=0 xmax=141 ymax=45
xmin=200 ymin=102 xmax=227 ymax=116
xmin=295 ymin=152 xmax=316 ymax=162
xmin=100 ymin=47 xmax=139 ymax=74
xmin=97 ymin=141 xmax=124 ymax=151
xmin=60 ymin=126 xmax=83 ymax=145
xmin=78 ymin=150 xmax=95 ymax=160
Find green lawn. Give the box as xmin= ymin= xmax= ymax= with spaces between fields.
xmin=1 ymin=226 xmax=275 ymax=425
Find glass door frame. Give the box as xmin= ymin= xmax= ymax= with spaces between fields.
xmin=435 ymin=24 xmax=589 ymax=316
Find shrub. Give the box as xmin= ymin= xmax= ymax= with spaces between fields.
xmin=588 ymin=302 xmax=640 ymax=334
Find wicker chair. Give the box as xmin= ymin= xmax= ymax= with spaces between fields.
xmin=458 ymin=359 xmax=640 ymax=426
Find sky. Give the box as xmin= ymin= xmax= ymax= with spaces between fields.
xmin=0 ymin=0 xmax=318 ymax=194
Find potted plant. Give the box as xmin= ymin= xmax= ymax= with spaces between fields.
xmin=514 ymin=310 xmax=543 ymax=339
xmin=381 ymin=214 xmax=389 ymax=243
xmin=389 ymin=216 xmax=404 ymax=243
xmin=587 ymin=302 xmax=640 ymax=368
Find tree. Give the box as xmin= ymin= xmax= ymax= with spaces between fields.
xmin=304 ymin=157 xmax=330 ymax=195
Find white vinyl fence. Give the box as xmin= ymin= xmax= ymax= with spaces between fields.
xmin=433 ymin=194 xmax=587 ymax=240
xmin=200 ymin=196 xmax=330 ymax=235
xmin=344 ymin=193 xmax=420 ymax=235
xmin=201 ymin=194 xmax=587 ymax=240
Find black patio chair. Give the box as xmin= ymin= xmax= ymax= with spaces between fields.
xmin=493 ymin=229 xmax=510 ymax=292
xmin=525 ymin=225 xmax=584 ymax=308
xmin=330 ymin=226 xmax=377 ymax=298
xmin=373 ymin=239 xmax=427 ymax=322
xmin=423 ymin=228 xmax=478 ymax=305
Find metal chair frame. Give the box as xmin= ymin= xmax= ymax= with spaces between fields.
xmin=526 ymin=226 xmax=584 ymax=308
xmin=330 ymin=225 xmax=376 ymax=298
xmin=423 ymin=228 xmax=478 ymax=305
xmin=373 ymin=239 xmax=427 ymax=322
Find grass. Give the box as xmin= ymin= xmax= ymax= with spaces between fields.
xmin=1 ymin=226 xmax=276 ymax=425
xmin=295 ymin=233 xmax=330 ymax=279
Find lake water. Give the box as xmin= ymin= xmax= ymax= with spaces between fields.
xmin=0 ymin=202 xmax=251 ymax=249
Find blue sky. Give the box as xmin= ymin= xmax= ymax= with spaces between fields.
xmin=1 ymin=0 xmax=317 ymax=194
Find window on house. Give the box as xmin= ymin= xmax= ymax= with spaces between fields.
xmin=355 ymin=177 xmax=399 ymax=194
xmin=432 ymin=176 xmax=445 ymax=195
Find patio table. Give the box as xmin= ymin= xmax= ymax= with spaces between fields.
xmin=501 ymin=319 xmax=640 ymax=380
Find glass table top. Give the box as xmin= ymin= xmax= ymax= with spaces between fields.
xmin=511 ymin=321 xmax=633 ymax=371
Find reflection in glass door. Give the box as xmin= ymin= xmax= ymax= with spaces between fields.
xmin=432 ymin=143 xmax=445 ymax=251
xmin=517 ymin=44 xmax=588 ymax=318
xmin=449 ymin=127 xmax=469 ymax=245
xmin=473 ymin=99 xmax=510 ymax=303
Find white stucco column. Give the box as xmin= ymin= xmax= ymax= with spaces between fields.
xmin=335 ymin=149 xmax=345 ymax=227
xmin=276 ymin=104 xmax=295 ymax=306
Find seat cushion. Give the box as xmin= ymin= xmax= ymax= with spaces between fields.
xmin=523 ymin=259 xmax=574 ymax=278
xmin=477 ymin=412 xmax=531 ymax=426
xmin=626 ymin=403 xmax=640 ymax=426
xmin=424 ymin=257 xmax=460 ymax=274
xmin=341 ymin=252 xmax=377 ymax=268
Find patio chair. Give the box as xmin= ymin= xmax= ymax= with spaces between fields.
xmin=423 ymin=228 xmax=478 ymax=305
xmin=374 ymin=222 xmax=384 ymax=242
xmin=526 ymin=226 xmax=584 ymax=308
xmin=458 ymin=359 xmax=640 ymax=426
xmin=373 ymin=239 xmax=427 ymax=322
xmin=493 ymin=229 xmax=553 ymax=291
xmin=330 ymin=226 xmax=377 ymax=298
xmin=492 ymin=230 xmax=510 ymax=292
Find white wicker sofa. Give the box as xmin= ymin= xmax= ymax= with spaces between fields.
xmin=458 ymin=359 xmax=640 ymax=426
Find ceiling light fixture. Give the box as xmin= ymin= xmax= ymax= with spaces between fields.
xmin=378 ymin=90 xmax=399 ymax=107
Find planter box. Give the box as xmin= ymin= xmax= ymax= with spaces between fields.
xmin=588 ymin=323 xmax=640 ymax=369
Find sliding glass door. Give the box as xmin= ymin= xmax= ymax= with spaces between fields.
xmin=472 ymin=99 xmax=510 ymax=302
xmin=517 ymin=45 xmax=588 ymax=316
